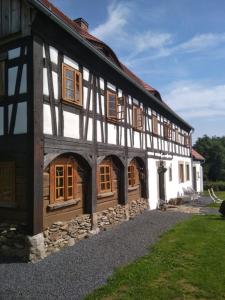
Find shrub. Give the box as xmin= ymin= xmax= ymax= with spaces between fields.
xmin=204 ymin=181 xmax=225 ymax=191
xmin=219 ymin=201 xmax=225 ymax=217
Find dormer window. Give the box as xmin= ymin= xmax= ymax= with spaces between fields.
xmin=62 ymin=63 xmax=82 ymax=106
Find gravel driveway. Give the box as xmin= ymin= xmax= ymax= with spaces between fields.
xmin=0 ymin=209 xmax=191 ymax=300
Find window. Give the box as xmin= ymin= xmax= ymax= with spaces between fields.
xmin=175 ymin=128 xmax=179 ymax=143
xmin=179 ymin=163 xmax=184 ymax=183
xmin=62 ymin=63 xmax=82 ymax=105
xmin=169 ymin=164 xmax=172 ymax=181
xmin=117 ymin=96 xmax=125 ymax=121
xmin=164 ymin=122 xmax=172 ymax=139
xmin=0 ymin=61 xmax=5 ymax=97
xmin=186 ymin=164 xmax=190 ymax=181
xmin=128 ymin=165 xmax=136 ymax=187
xmin=152 ymin=115 xmax=158 ymax=134
xmin=0 ymin=162 xmax=15 ymax=205
xmin=51 ymin=160 xmax=76 ymax=203
xmin=107 ymin=91 xmax=117 ymax=119
xmin=99 ymin=165 xmax=112 ymax=193
xmin=184 ymin=134 xmax=190 ymax=147
xmin=133 ymin=106 xmax=143 ymax=130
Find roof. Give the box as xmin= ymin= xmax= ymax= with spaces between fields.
xmin=192 ymin=149 xmax=205 ymax=161
xmin=37 ymin=0 xmax=159 ymax=96
xmin=29 ymin=0 xmax=193 ymax=130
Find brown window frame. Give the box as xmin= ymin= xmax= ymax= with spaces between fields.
xmin=98 ymin=164 xmax=112 ymax=193
xmin=107 ymin=90 xmax=118 ymax=121
xmin=164 ymin=122 xmax=172 ymax=139
xmin=62 ymin=63 xmax=83 ymax=106
xmin=128 ymin=165 xmax=136 ymax=187
xmin=175 ymin=128 xmax=180 ymax=143
xmin=152 ymin=115 xmax=158 ymax=135
xmin=117 ymin=96 xmax=126 ymax=121
xmin=179 ymin=163 xmax=184 ymax=183
xmin=50 ymin=159 xmax=77 ymax=203
xmin=0 ymin=162 xmax=15 ymax=205
xmin=133 ymin=106 xmax=143 ymax=131
xmin=184 ymin=134 xmax=190 ymax=147
xmin=186 ymin=163 xmax=190 ymax=181
xmin=0 ymin=60 xmax=5 ymax=98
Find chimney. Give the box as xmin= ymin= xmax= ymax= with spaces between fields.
xmin=73 ymin=18 xmax=89 ymax=31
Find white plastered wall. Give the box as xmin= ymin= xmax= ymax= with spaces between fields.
xmin=147 ymin=155 xmax=193 ymax=210
xmin=193 ymin=161 xmax=204 ymax=193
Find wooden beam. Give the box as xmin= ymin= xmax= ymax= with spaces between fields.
xmin=29 ymin=35 xmax=44 ymax=235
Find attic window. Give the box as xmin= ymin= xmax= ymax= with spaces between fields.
xmin=62 ymin=63 xmax=82 ymax=106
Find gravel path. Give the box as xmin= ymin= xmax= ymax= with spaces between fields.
xmin=0 ymin=210 xmax=190 ymax=300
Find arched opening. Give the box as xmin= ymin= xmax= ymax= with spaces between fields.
xmin=43 ymin=152 xmax=91 ymax=228
xmin=128 ymin=157 xmax=147 ymax=203
xmin=96 ymin=155 xmax=124 ymax=212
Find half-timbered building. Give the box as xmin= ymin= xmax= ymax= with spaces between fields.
xmin=0 ymin=0 xmax=198 ymax=260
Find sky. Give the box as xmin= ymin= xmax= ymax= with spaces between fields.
xmin=51 ymin=0 xmax=225 ymax=143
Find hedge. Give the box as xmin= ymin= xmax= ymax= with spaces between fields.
xmin=204 ymin=181 xmax=225 ymax=191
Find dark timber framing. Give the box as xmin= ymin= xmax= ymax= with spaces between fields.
xmin=0 ymin=1 xmax=193 ymax=235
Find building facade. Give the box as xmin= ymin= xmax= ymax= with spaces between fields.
xmin=0 ymin=0 xmax=198 ymax=259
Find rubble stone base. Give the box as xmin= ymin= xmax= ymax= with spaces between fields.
xmin=0 ymin=198 xmax=148 ymax=262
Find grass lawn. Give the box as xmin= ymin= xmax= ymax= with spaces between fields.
xmin=86 ymin=215 xmax=225 ymax=300
xmin=203 ymin=190 xmax=225 ymax=200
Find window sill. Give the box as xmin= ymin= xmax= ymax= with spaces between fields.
xmin=47 ymin=198 xmax=80 ymax=211
xmin=61 ymin=99 xmax=83 ymax=109
xmin=0 ymin=202 xmax=17 ymax=208
xmin=128 ymin=185 xmax=139 ymax=191
xmin=107 ymin=117 xmax=119 ymax=125
xmin=97 ymin=191 xmax=115 ymax=199
xmin=133 ymin=126 xmax=143 ymax=132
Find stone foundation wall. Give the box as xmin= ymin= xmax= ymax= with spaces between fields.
xmin=0 ymin=223 xmax=28 ymax=260
xmin=0 ymin=198 xmax=149 ymax=262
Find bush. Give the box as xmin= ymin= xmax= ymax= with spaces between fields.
xmin=219 ymin=201 xmax=225 ymax=217
xmin=204 ymin=181 xmax=225 ymax=191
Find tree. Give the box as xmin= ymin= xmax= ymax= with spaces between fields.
xmin=194 ymin=135 xmax=225 ymax=181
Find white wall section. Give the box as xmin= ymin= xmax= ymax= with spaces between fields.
xmin=8 ymin=67 xmax=18 ymax=96
xmin=0 ymin=107 xmax=3 ymax=135
xmin=8 ymin=48 xmax=21 ymax=60
xmin=14 ymin=102 xmax=27 ymax=134
xmin=19 ymin=64 xmax=27 ymax=94
xmin=43 ymin=104 xmax=52 ymax=135
xmin=63 ymin=110 xmax=80 ymax=139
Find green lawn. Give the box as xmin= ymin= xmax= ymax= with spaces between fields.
xmin=86 ymin=215 xmax=225 ymax=300
xmin=203 ymin=190 xmax=225 ymax=200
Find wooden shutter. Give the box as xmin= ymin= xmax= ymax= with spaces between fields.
xmin=75 ymin=70 xmax=82 ymax=105
xmin=0 ymin=162 xmax=15 ymax=204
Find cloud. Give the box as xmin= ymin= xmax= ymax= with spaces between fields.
xmin=126 ymin=32 xmax=225 ymax=65
xmin=91 ymin=2 xmax=131 ymax=40
xmin=134 ymin=31 xmax=173 ymax=52
xmin=162 ymin=81 xmax=225 ymax=119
